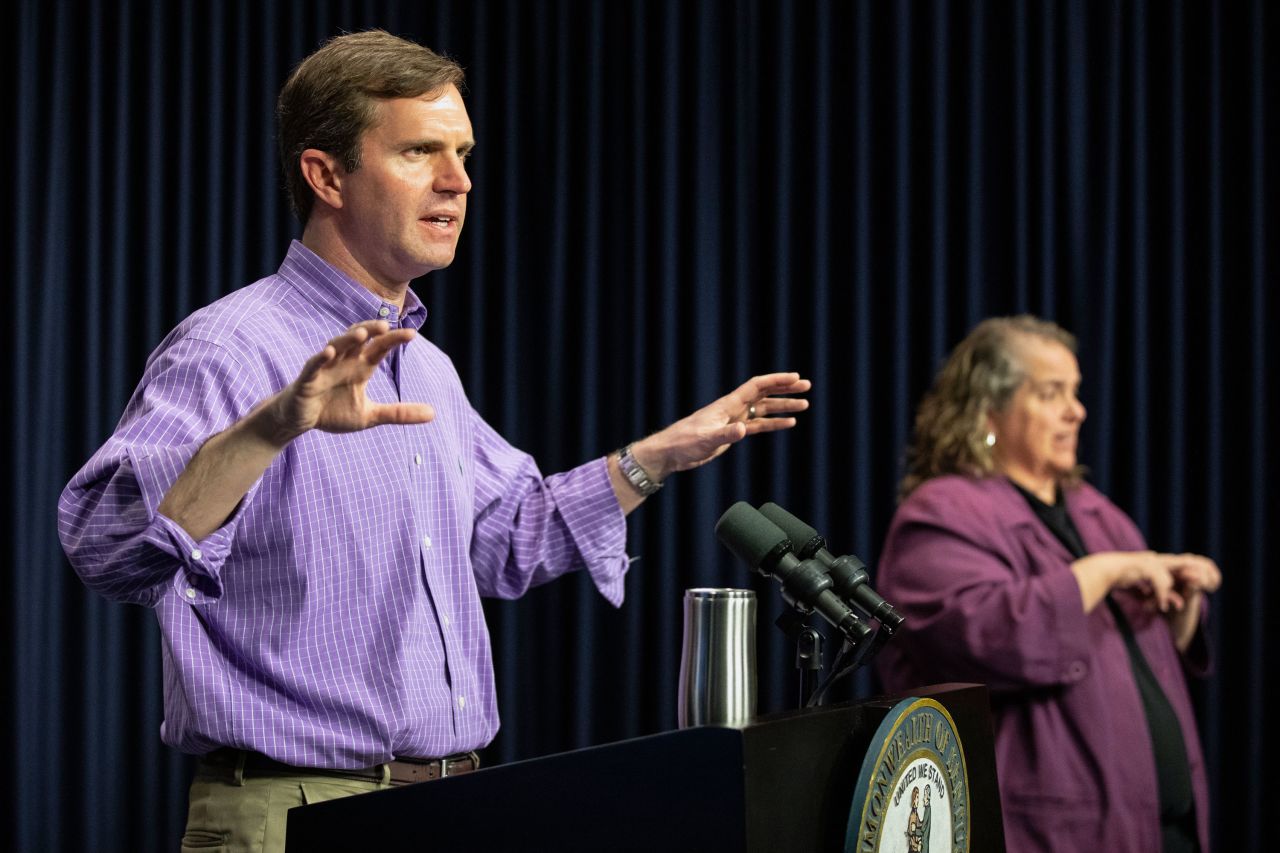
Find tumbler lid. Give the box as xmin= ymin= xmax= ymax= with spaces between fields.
xmin=684 ymin=587 xmax=755 ymax=599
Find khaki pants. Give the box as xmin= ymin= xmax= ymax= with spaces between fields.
xmin=181 ymin=756 xmax=392 ymax=853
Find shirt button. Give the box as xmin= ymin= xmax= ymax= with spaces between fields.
xmin=378 ymin=306 xmax=391 ymax=318
xmin=414 ymin=453 xmax=422 ymax=465
xmin=457 ymin=695 xmax=466 ymax=709
xmin=185 ymin=588 xmax=197 ymax=599
xmin=423 ymin=535 xmax=433 ymax=549
xmin=443 ymin=615 xmax=451 ymax=626
xmin=190 ymin=548 xmax=203 ymax=561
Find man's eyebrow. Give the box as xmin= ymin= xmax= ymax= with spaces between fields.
xmin=399 ymin=139 xmax=477 ymax=153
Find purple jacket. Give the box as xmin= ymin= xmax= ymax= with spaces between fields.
xmin=875 ymin=475 xmax=1210 ymax=852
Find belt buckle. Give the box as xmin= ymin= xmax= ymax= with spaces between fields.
xmin=439 ymin=757 xmax=452 ymax=779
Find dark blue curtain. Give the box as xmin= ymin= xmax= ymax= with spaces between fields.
xmin=8 ymin=1 xmax=1275 ymax=849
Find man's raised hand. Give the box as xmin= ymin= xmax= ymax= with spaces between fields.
xmin=268 ymin=320 xmax=434 ymax=442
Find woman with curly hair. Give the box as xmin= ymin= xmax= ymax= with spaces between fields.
xmin=876 ymin=316 xmax=1218 ymax=852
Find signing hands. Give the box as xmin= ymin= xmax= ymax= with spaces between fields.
xmin=1164 ymin=553 xmax=1223 ymax=651
xmin=609 ymin=373 xmax=811 ymax=513
xmin=1070 ymin=550 xmax=1221 ymax=651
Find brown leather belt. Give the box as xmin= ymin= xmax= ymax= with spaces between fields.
xmin=199 ymin=747 xmax=480 ymax=786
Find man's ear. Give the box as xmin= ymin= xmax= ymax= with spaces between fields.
xmin=299 ymin=149 xmax=345 ymax=212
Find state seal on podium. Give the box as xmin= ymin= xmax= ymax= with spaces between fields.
xmin=844 ymin=697 xmax=970 ymax=853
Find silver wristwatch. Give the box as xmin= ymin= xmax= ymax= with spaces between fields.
xmin=617 ymin=442 xmax=663 ymax=497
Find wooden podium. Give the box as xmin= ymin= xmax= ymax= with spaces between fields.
xmin=286 ymin=683 xmax=1004 ymax=852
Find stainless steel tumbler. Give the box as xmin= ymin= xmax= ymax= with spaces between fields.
xmin=677 ymin=588 xmax=757 ymax=728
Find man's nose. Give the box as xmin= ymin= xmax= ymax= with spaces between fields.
xmin=436 ymin=156 xmax=471 ymax=195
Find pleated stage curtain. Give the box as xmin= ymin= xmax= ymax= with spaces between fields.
xmin=7 ymin=1 xmax=1274 ymax=849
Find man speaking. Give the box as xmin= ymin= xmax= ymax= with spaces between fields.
xmin=57 ymin=30 xmax=809 ymax=852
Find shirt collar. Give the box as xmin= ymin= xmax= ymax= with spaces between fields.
xmin=277 ymin=240 xmax=429 ymax=331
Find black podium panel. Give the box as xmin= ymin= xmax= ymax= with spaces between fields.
xmin=286 ymin=683 xmax=1003 ymax=852
xmin=288 ymin=724 xmax=748 ymax=851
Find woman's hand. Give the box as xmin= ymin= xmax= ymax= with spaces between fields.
xmin=1164 ymin=553 xmax=1222 ymax=652
xmin=1070 ymin=550 xmax=1220 ymax=652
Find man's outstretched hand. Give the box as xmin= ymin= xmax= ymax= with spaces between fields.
xmin=609 ymin=373 xmax=811 ymax=513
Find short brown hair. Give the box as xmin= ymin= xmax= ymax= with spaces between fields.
xmin=899 ymin=315 xmax=1081 ymax=499
xmin=277 ymin=30 xmax=465 ymax=222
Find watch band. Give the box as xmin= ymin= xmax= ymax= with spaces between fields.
xmin=617 ymin=442 xmax=663 ymax=497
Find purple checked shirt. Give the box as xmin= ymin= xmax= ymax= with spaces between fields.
xmin=58 ymin=241 xmax=629 ymax=768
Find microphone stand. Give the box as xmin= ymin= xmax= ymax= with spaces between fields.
xmin=805 ymin=620 xmax=896 ymax=708
xmin=775 ymin=610 xmax=825 ymax=709
xmin=712 ymin=501 xmax=891 ymax=708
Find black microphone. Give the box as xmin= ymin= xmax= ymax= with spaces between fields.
xmin=715 ymin=502 xmax=872 ymax=644
xmin=758 ymin=502 xmax=904 ymax=633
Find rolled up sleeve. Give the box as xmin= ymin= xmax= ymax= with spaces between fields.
xmin=469 ymin=415 xmax=628 ymax=605
xmin=58 ymin=337 xmax=268 ymax=606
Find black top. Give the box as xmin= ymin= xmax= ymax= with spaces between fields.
xmin=1011 ymin=481 xmax=1198 ymax=853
